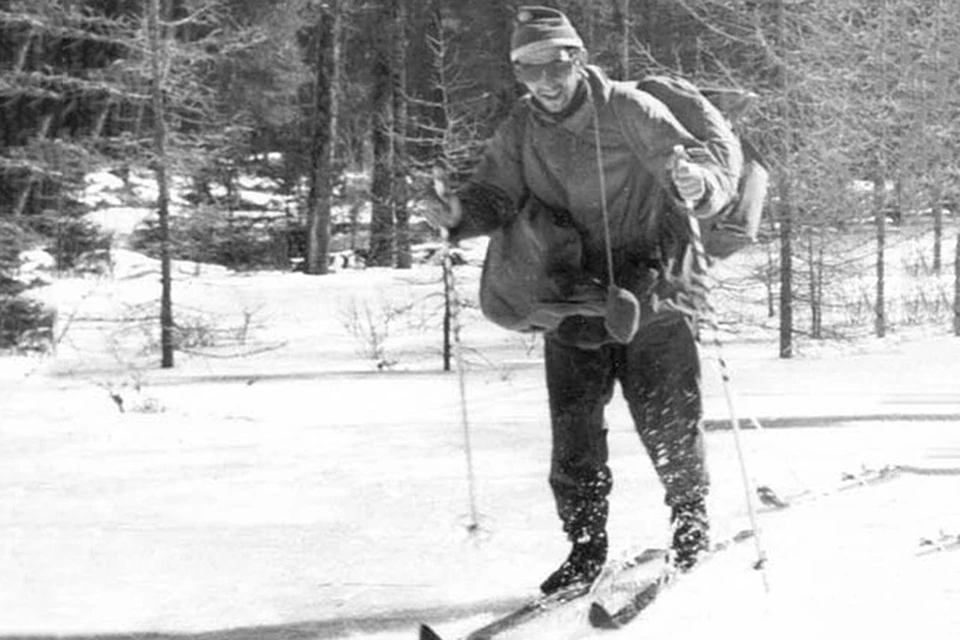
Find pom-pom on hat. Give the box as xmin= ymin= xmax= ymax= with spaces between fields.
xmin=510 ymin=6 xmax=584 ymax=63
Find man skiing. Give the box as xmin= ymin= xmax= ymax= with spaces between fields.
xmin=427 ymin=6 xmax=743 ymax=596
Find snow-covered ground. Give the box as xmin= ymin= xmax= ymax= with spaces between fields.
xmin=3 ymin=172 xmax=960 ymax=639
xmin=3 ymin=249 xmax=960 ymax=639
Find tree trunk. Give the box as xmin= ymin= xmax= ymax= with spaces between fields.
xmin=806 ymin=234 xmax=813 ymax=338
xmin=931 ymin=0 xmax=944 ymax=274
xmin=582 ymin=3 xmax=595 ymax=51
xmin=816 ymin=246 xmax=824 ymax=337
xmin=490 ymin=0 xmax=519 ymax=125
xmin=368 ymin=0 xmax=395 ymax=267
xmin=393 ymin=0 xmax=411 ymax=269
xmin=778 ymin=178 xmax=793 ymax=358
xmin=12 ymin=114 xmax=53 ymax=217
xmin=765 ymin=242 xmax=776 ymax=318
xmin=808 ymin=233 xmax=822 ymax=340
xmin=874 ymin=174 xmax=887 ymax=338
xmin=148 ymin=0 xmax=174 ymax=368
xmin=776 ymin=0 xmax=793 ymax=359
xmin=933 ymin=187 xmax=943 ymax=274
xmin=954 ymin=229 xmax=960 ymax=336
xmin=426 ymin=5 xmax=458 ymax=369
xmin=612 ymin=0 xmax=630 ymax=80
xmin=442 ymin=258 xmax=453 ymax=372
xmin=874 ymin=0 xmax=889 ymax=339
xmin=305 ymin=3 xmax=341 ymax=275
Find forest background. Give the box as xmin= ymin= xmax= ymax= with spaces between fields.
xmin=1 ymin=0 xmax=960 ymax=364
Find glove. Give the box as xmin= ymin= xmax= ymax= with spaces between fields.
xmin=425 ymin=165 xmax=463 ymax=232
xmin=670 ymin=145 xmax=708 ymax=208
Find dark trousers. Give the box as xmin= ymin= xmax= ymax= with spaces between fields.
xmin=544 ymin=315 xmax=708 ymax=542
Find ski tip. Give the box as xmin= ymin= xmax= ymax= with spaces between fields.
xmin=756 ymin=485 xmax=789 ymax=509
xmin=419 ymin=623 xmax=445 ymax=640
xmin=588 ymin=602 xmax=619 ymax=630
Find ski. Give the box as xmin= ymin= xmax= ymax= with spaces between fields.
xmin=917 ymin=531 xmax=960 ymax=557
xmin=419 ymin=625 xmax=443 ymax=640
xmin=419 ymin=465 xmax=903 ymax=639
xmin=588 ymin=465 xmax=905 ymax=631
xmin=588 ymin=529 xmax=754 ymax=630
xmin=417 ymin=548 xmax=665 ymax=640
xmin=418 ymin=583 xmax=589 ymax=640
xmin=756 ymin=464 xmax=903 ymax=512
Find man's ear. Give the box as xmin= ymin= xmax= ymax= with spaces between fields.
xmin=573 ymin=48 xmax=588 ymax=66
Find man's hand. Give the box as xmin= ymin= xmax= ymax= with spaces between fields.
xmin=670 ymin=145 xmax=708 ymax=208
xmin=425 ymin=165 xmax=463 ymax=232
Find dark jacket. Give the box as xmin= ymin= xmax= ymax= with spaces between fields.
xmin=452 ymin=66 xmax=743 ymax=330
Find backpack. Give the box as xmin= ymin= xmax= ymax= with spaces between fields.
xmin=613 ymin=76 xmax=770 ymax=259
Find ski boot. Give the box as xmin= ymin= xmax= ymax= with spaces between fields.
xmin=540 ymin=531 xmax=608 ymax=595
xmin=671 ymin=498 xmax=709 ymax=572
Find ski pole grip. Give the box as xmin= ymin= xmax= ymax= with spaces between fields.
xmin=670 ymin=145 xmax=696 ymax=212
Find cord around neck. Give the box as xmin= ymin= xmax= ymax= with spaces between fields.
xmin=586 ymin=80 xmax=618 ymax=290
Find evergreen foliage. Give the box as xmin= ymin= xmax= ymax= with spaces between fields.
xmin=1 ymin=0 xmax=959 ymax=354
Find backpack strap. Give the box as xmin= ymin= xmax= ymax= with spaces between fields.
xmin=606 ymin=81 xmax=666 ymax=245
xmin=606 ymin=80 xmax=645 ymax=168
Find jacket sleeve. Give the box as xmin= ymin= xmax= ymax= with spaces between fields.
xmin=447 ymin=108 xmax=528 ymax=243
xmin=612 ymin=78 xmax=742 ymax=220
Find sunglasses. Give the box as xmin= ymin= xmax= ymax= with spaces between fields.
xmin=513 ymin=58 xmax=576 ymax=84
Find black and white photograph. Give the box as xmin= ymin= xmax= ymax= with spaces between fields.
xmin=2 ymin=2 xmax=959 ymax=639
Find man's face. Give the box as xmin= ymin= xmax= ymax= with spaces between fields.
xmin=514 ymin=47 xmax=583 ymax=113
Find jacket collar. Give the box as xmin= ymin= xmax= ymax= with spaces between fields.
xmin=523 ymin=65 xmax=613 ymax=134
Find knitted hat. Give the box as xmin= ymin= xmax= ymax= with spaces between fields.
xmin=510 ymin=6 xmax=584 ymax=62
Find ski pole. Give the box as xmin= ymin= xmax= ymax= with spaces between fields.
xmin=440 ymin=224 xmax=481 ymax=535
xmin=713 ymin=332 xmax=771 ymax=591
xmin=670 ymin=145 xmax=772 ymax=589
xmin=430 ymin=167 xmax=481 ymax=534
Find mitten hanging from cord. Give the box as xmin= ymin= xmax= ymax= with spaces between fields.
xmin=587 ymin=83 xmax=641 ymax=344
xmin=604 ymin=285 xmax=640 ymax=344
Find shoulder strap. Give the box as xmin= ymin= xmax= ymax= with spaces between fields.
xmin=607 ymin=81 xmax=644 ymax=161
xmin=606 ymin=81 xmax=673 ymax=247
